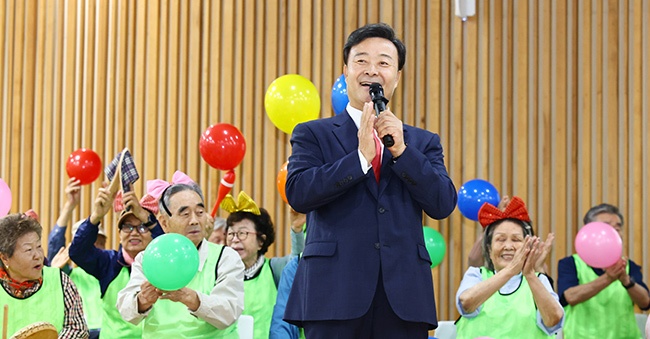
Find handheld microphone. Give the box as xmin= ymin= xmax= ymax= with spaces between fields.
xmin=369 ymin=83 xmax=395 ymax=147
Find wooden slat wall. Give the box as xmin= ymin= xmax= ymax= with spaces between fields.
xmin=0 ymin=0 xmax=649 ymax=321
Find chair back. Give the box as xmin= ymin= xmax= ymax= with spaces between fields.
xmin=236 ymin=314 xmax=254 ymax=339
xmin=636 ymin=313 xmax=648 ymax=339
xmin=434 ymin=320 xmax=457 ymax=339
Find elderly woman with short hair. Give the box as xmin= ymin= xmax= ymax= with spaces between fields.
xmin=0 ymin=213 xmax=88 ymax=338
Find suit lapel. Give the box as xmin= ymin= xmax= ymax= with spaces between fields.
xmin=332 ymin=112 xmax=358 ymax=155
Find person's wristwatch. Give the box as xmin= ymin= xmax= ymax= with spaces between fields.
xmin=623 ymin=277 xmax=636 ymax=289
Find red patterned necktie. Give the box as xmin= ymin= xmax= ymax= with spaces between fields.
xmin=372 ymin=134 xmax=382 ymax=182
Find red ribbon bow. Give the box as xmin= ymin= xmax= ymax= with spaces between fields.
xmin=477 ymin=196 xmax=531 ymax=228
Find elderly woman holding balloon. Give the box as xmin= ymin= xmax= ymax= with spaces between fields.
xmin=557 ymin=203 xmax=650 ymax=339
xmin=455 ymin=197 xmax=564 ymax=339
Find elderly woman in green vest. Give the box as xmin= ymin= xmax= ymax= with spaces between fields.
xmin=455 ymin=197 xmax=564 ymax=339
xmin=221 ymin=191 xmax=305 ymax=339
xmin=0 ymin=213 xmax=88 ymax=338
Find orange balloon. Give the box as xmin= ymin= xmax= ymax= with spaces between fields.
xmin=276 ymin=161 xmax=288 ymax=203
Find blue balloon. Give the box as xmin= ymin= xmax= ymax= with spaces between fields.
xmin=331 ymin=74 xmax=348 ymax=115
xmin=457 ymin=179 xmax=501 ymax=221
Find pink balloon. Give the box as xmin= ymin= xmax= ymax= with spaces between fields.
xmin=575 ymin=221 xmax=622 ymax=268
xmin=0 ymin=178 xmax=11 ymax=217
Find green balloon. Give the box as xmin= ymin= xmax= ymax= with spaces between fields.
xmin=142 ymin=233 xmax=199 ymax=291
xmin=423 ymin=227 xmax=446 ymax=268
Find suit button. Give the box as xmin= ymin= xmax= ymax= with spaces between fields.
xmin=374 ymin=243 xmax=381 ymax=249
xmin=378 ymin=207 xmax=385 ymax=214
xmin=347 ymin=175 xmax=352 ymax=180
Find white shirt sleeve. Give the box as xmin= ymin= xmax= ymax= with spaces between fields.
xmin=358 ymin=149 xmax=372 ymax=174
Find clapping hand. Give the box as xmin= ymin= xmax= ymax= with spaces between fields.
xmin=533 ymin=233 xmax=555 ymax=274
xmin=505 ymin=236 xmax=534 ymax=276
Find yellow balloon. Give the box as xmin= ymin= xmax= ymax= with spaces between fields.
xmin=265 ymin=74 xmax=321 ymax=134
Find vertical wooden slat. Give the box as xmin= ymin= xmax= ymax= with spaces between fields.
xmin=144 ymin=0 xmax=159 ymax=184
xmin=552 ymin=0 xmax=568 ymax=262
xmin=156 ymin=0 xmax=168 ymax=180
xmin=604 ymin=0 xmax=619 ymax=204
xmin=185 ymin=0 xmax=200 ymax=180
xmin=577 ymin=0 xmax=591 ymax=245
xmin=9 ymin=0 xmax=23 ymax=212
xmin=629 ymin=0 xmax=643 ymax=265
xmin=41 ymin=0 xmax=56 ymax=223
xmin=165 ymin=0 xmax=179 ymax=176
xmin=132 ymin=0 xmax=146 ymax=186
xmin=0 ymin=0 xmax=7 ymax=177
xmin=197 ymin=0 xmax=209 ymax=192
xmin=32 ymin=0 xmax=45 ymax=216
xmin=176 ymin=0 xmax=188 ymax=172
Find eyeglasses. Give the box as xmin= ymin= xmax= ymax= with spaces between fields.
xmin=120 ymin=224 xmax=150 ymax=234
xmin=226 ymin=231 xmax=258 ymax=241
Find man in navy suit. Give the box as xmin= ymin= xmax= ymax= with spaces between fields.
xmin=284 ymin=23 xmax=457 ymax=338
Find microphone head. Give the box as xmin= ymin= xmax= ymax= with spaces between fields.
xmin=369 ymin=83 xmax=384 ymax=100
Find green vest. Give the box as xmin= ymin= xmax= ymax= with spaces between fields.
xmin=143 ymin=242 xmax=238 ymax=339
xmin=101 ymin=266 xmax=142 ymax=339
xmin=0 ymin=266 xmax=65 ymax=336
xmin=70 ymin=267 xmax=102 ymax=330
xmin=243 ymin=258 xmax=278 ymax=339
xmin=456 ymin=267 xmax=553 ymax=339
xmin=563 ymin=254 xmax=641 ymax=339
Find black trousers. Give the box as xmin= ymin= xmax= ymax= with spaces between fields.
xmin=302 ymin=270 xmax=430 ymax=339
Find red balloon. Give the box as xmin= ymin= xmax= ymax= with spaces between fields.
xmin=276 ymin=161 xmax=288 ymax=204
xmin=66 ymin=149 xmax=103 ymax=185
xmin=199 ymin=123 xmax=246 ymax=170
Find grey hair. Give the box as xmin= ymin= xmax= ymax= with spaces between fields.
xmin=213 ymin=217 xmax=227 ymax=230
xmin=0 ymin=214 xmax=43 ymax=267
xmin=158 ymin=183 xmax=204 ymax=217
xmin=482 ymin=219 xmax=533 ymax=271
xmin=583 ymin=203 xmax=624 ymax=226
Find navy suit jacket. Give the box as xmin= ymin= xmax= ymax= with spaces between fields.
xmin=284 ymin=112 xmax=457 ymax=329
